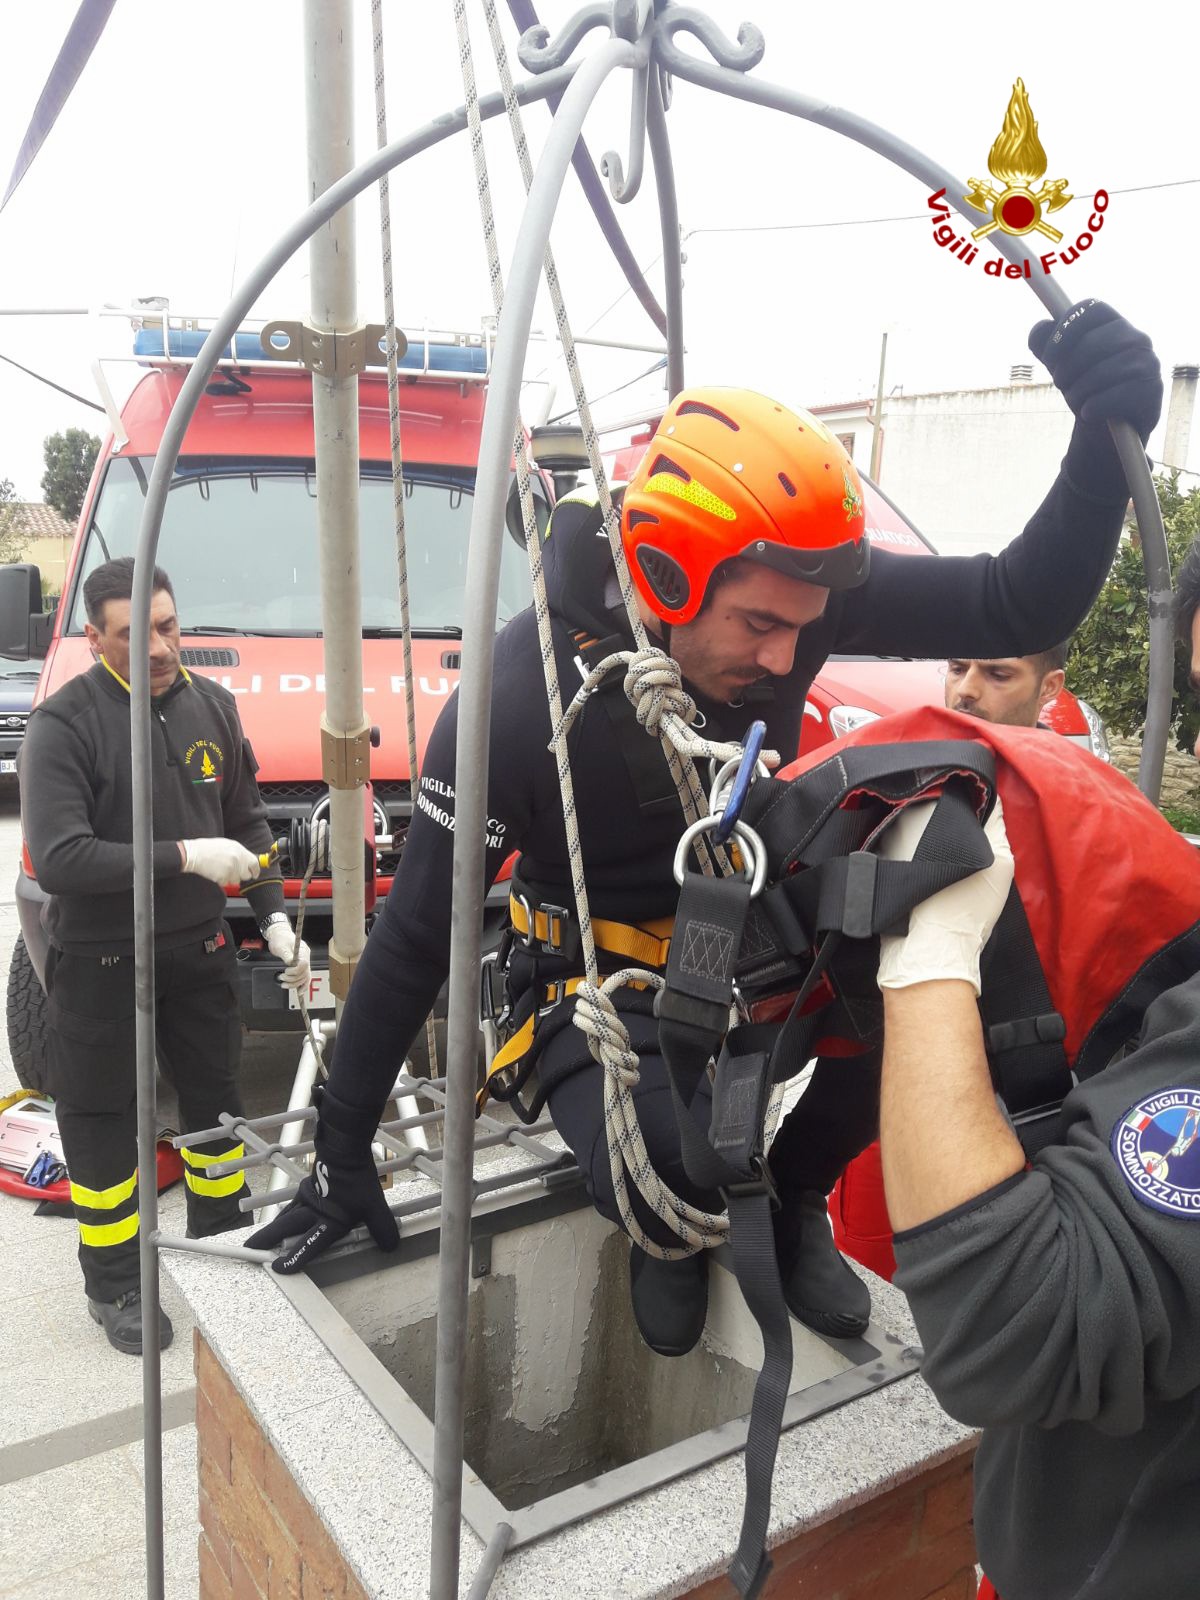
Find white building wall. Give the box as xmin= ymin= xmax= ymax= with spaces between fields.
xmin=816 ymin=384 xmax=1076 ymax=557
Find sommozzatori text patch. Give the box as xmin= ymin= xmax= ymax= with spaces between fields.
xmin=1111 ymin=1089 xmax=1200 ymax=1218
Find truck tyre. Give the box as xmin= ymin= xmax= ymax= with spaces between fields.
xmin=7 ymin=935 xmax=51 ymax=1095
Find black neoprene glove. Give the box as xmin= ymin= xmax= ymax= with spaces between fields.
xmin=1028 ymin=300 xmax=1162 ymax=501
xmin=246 ymin=1084 xmax=399 ymax=1272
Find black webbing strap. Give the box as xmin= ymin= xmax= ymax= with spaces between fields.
xmin=657 ymin=876 xmax=851 ymax=1599
xmin=744 ymin=739 xmax=997 ymax=878
xmin=978 ymin=887 xmax=1072 ymax=1157
xmin=572 ymin=630 xmax=681 ymax=816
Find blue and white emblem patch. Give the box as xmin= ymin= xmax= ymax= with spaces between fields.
xmin=1111 ymin=1089 xmax=1200 ymax=1218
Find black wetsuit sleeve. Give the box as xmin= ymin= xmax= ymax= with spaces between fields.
xmin=892 ymin=973 xmax=1200 ymax=1435
xmin=326 ymin=637 xmax=546 ymax=1117
xmin=835 ymin=422 xmax=1128 ymax=659
xmin=19 ymin=708 xmax=183 ymax=894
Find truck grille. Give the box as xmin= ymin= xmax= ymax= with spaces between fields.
xmin=257 ymin=780 xmax=412 ymax=877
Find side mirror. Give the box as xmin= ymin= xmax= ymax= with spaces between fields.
xmin=0 ymin=564 xmax=49 ymax=659
xmin=504 ymin=471 xmax=552 ymax=550
xmin=530 ymin=424 xmax=589 ymax=501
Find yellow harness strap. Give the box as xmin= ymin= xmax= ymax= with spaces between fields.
xmin=508 ymin=894 xmax=674 ymax=969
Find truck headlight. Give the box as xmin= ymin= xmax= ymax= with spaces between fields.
xmin=1077 ymin=699 xmax=1111 ymax=763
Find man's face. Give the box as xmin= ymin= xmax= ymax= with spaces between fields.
xmin=944 ymin=656 xmax=1063 ymax=728
xmin=667 ymin=565 xmax=829 ymax=704
xmin=85 ymin=588 xmax=181 ymax=695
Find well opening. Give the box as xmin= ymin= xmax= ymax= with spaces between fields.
xmin=319 ymin=1196 xmax=863 ymax=1515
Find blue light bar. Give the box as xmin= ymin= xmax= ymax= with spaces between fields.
xmin=133 ymin=325 xmax=487 ymax=374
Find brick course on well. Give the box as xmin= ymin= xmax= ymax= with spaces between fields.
xmin=195 ymin=1329 xmax=979 ymax=1600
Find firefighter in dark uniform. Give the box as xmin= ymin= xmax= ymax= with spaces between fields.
xmin=249 ymin=301 xmax=1161 ymax=1359
xmin=20 ymin=556 xmax=311 ymax=1354
xmin=878 ymin=790 xmax=1200 ymax=1600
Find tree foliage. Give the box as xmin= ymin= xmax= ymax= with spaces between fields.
xmin=0 ymin=478 xmax=27 ymax=566
xmin=40 ymin=428 xmax=100 ymax=525
xmin=1067 ymin=474 xmax=1200 ymax=752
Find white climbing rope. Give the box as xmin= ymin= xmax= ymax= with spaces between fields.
xmin=458 ymin=1 xmax=782 ymax=1253
xmin=372 ymin=0 xmax=440 ymax=1081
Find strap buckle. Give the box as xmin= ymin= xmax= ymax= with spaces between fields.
xmin=719 ymin=1153 xmax=780 ymax=1212
xmin=539 ymin=979 xmax=570 ymax=1016
xmin=538 ymin=903 xmax=572 ymax=956
xmin=479 ymin=951 xmax=509 ymax=1029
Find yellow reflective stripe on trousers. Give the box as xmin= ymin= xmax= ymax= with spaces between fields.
xmin=180 ymin=1143 xmax=245 ymax=1169
xmin=183 ymin=1167 xmax=246 ymax=1197
xmin=78 ymin=1210 xmax=140 ymax=1248
xmin=181 ymin=1142 xmax=246 ymax=1197
xmin=70 ymin=1170 xmax=137 ymax=1211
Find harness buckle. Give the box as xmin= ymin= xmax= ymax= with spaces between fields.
xmin=540 ymin=979 xmax=570 ymax=1016
xmin=538 ymin=903 xmax=572 ymax=956
xmin=719 ymin=1153 xmax=780 ymax=1212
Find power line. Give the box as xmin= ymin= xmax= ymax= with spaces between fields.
xmin=0 ymin=350 xmax=105 ymax=412
xmin=682 ymin=178 xmax=1200 ymax=240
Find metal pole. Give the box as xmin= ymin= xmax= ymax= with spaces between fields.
xmin=870 ymin=331 xmax=887 ymax=482
xmin=126 ymin=58 xmax=575 ymax=1600
xmin=645 ymin=69 xmax=684 ymax=398
xmin=305 ymin=0 xmax=367 ymax=1014
xmin=131 ymin=564 xmax=163 ymax=1600
xmin=655 ymin=30 xmax=1172 ymax=803
xmin=429 ymin=35 xmax=642 ymax=1600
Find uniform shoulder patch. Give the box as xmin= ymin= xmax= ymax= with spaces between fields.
xmin=1111 ymin=1088 xmax=1200 ymax=1218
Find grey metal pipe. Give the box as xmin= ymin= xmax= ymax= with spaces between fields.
xmin=130 ymin=448 xmax=164 ymax=1600
xmin=465 ymin=1522 xmax=515 ymax=1600
xmin=125 ymin=57 xmax=577 ymax=1600
xmin=655 ymin=35 xmax=1171 ymax=800
xmin=645 ymin=67 xmax=684 ymax=397
xmin=305 ymin=0 xmax=369 ymax=1009
xmin=429 ymin=32 xmax=643 ymax=1600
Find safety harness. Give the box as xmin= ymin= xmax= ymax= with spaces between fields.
xmin=479 ymin=621 xmax=685 ymax=1117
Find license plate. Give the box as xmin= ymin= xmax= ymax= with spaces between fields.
xmin=288 ymin=971 xmax=336 ymax=1011
xmin=0 ymin=760 xmax=16 ymax=775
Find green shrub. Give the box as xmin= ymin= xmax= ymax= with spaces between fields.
xmin=1067 ymin=474 xmax=1200 ymax=753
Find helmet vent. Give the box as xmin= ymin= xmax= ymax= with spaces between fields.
xmin=637 ymin=545 xmax=690 ymax=612
xmin=649 ymin=453 xmax=689 ymax=481
xmin=626 ymin=509 xmax=660 ymax=532
xmin=778 ymin=472 xmax=797 ymax=498
xmin=676 ymin=400 xmax=740 ymax=431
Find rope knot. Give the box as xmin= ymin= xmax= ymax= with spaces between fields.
xmin=623 ymin=647 xmax=696 ymax=736
xmin=573 ymin=980 xmax=642 ymax=1084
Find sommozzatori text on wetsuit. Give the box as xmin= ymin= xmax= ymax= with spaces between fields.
xmin=415 ymin=773 xmax=508 ymax=852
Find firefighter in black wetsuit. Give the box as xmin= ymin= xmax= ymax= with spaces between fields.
xmin=251 ymin=300 xmax=1162 ymax=1358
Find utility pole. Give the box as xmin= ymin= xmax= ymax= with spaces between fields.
xmin=870 ymin=330 xmax=887 ymax=481
xmin=304 ymin=0 xmax=369 ymax=1016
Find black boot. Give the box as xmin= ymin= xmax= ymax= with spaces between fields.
xmin=186 ymin=1210 xmax=251 ymax=1240
xmin=773 ymin=1191 xmax=870 ymax=1339
xmin=629 ymin=1244 xmax=708 ymax=1357
xmin=88 ymin=1289 xmax=174 ymax=1356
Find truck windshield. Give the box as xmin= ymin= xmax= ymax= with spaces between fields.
xmin=64 ymin=457 xmax=532 ymax=635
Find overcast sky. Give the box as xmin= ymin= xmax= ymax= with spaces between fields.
xmin=1 ymin=0 xmax=1197 ymax=501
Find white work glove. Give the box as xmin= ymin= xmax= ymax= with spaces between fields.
xmin=180 ymin=837 xmax=261 ymax=887
xmin=265 ymin=922 xmax=312 ymax=992
xmin=876 ymin=795 xmax=1014 ymax=995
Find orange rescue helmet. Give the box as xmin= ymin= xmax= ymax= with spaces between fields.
xmin=620 ymin=387 xmax=870 ymax=627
